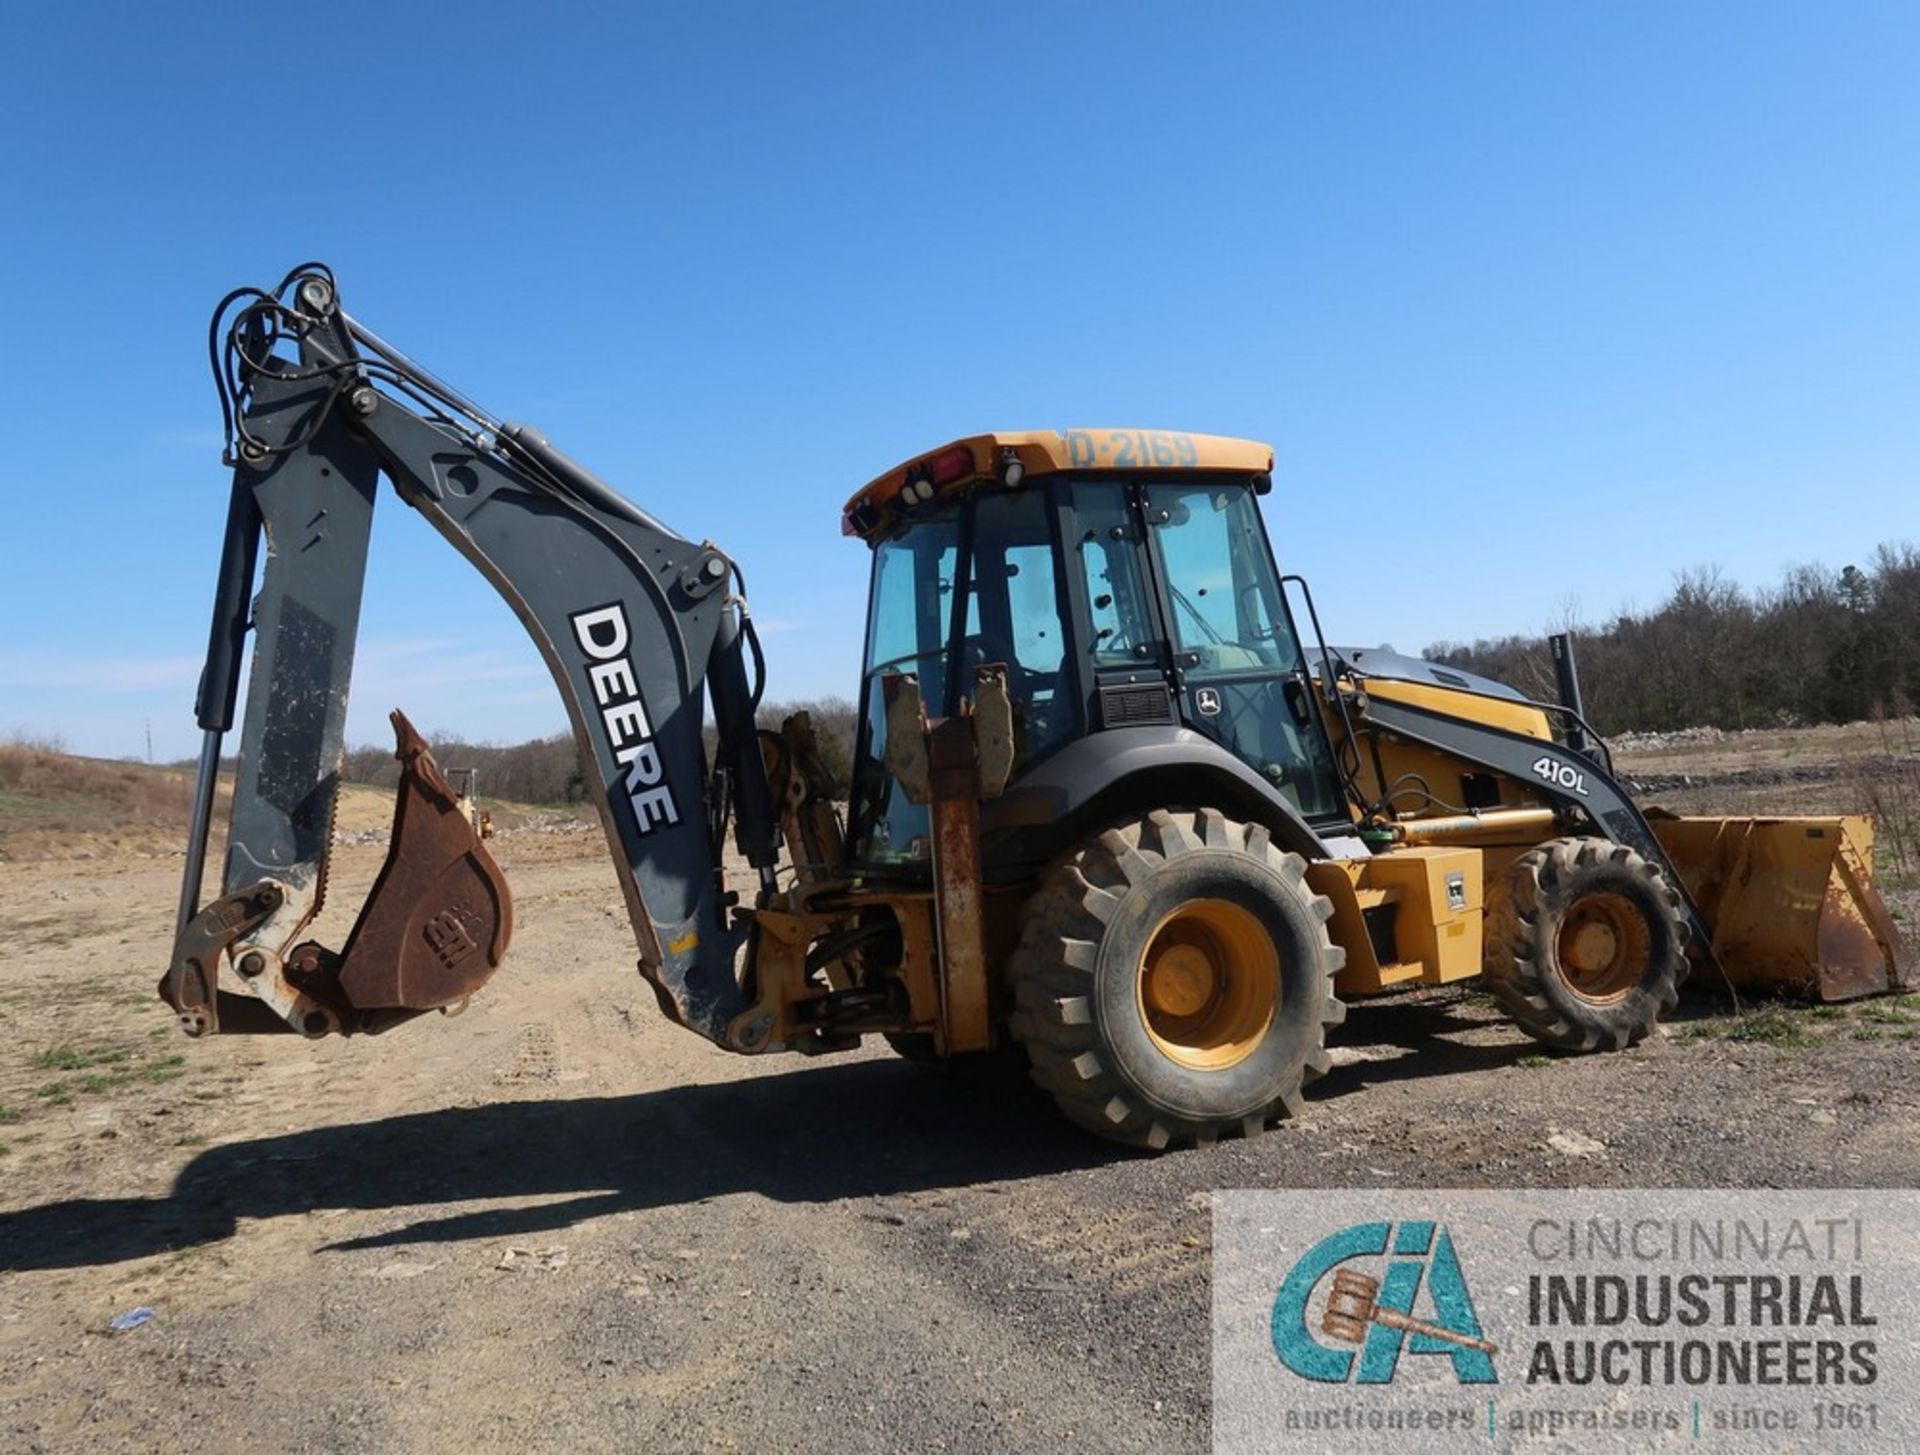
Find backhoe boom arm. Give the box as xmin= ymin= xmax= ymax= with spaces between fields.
xmin=167 ymin=266 xmax=778 ymax=1044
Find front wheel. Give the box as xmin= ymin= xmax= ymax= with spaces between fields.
xmin=1006 ymin=809 xmax=1346 ymax=1150
xmin=1483 ymin=837 xmax=1688 ymax=1051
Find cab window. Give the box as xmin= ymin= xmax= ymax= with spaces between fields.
xmin=1069 ymin=486 xmax=1156 ymax=668
xmin=1152 ymin=487 xmax=1286 ymax=674
xmin=847 ymin=489 xmax=1076 ymax=865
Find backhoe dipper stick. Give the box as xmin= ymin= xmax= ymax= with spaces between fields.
xmin=172 ymin=267 xmax=782 ymax=1043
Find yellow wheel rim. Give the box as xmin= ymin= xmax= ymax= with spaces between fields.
xmin=1136 ymin=898 xmax=1280 ymax=1071
xmin=1555 ymin=891 xmax=1650 ymax=1004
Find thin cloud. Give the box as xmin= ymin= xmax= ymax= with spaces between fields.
xmin=348 ymin=644 xmax=546 ymax=696
xmin=354 ymin=638 xmax=467 ymax=664
xmin=153 ymin=427 xmax=228 ymax=454
xmin=0 ymin=652 xmax=201 ymax=692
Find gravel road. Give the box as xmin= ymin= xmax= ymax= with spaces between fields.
xmin=2 ymin=819 xmax=1916 ymax=1453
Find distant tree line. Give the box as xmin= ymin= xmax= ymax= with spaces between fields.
xmin=1426 ymin=543 xmax=1920 ymax=734
xmin=340 ymin=697 xmax=861 ymax=806
xmin=342 ymin=731 xmax=590 ymax=806
xmin=336 ymin=542 xmax=1918 ymax=803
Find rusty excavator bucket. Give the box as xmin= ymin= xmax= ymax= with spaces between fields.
xmin=292 ymin=711 xmax=516 ymax=1030
xmin=162 ymin=712 xmax=514 ymax=1036
xmin=1649 ymin=813 xmax=1913 ymax=1002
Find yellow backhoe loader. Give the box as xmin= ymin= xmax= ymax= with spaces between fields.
xmin=164 ymin=265 xmax=1910 ymax=1148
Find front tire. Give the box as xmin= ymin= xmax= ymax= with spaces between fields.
xmin=1483 ymin=837 xmax=1688 ymax=1051
xmin=1006 ymin=809 xmax=1346 ymax=1149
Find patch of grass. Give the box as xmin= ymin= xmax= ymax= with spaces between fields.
xmin=1853 ymin=1026 xmax=1886 ymax=1042
xmin=1730 ymin=1011 xmax=1812 ymax=1044
xmin=1859 ymin=1004 xmax=1915 ymax=1025
xmin=0 ymin=1105 xmax=17 ymax=1124
xmin=177 ymin=1133 xmax=208 ymax=1148
xmin=67 ymin=1055 xmax=190 ymax=1096
xmin=1806 ymin=1005 xmax=1851 ymax=1020
xmin=21 ymin=1053 xmax=192 ymax=1105
xmin=0 ymin=1142 xmax=10 ymax=1157
xmin=1686 ymin=1010 xmax=1815 ymax=1047
xmin=1891 ymin=994 xmax=1920 ymax=1012
xmin=1517 ymin=1054 xmax=1553 ymax=1068
xmin=31 ymin=1045 xmax=132 ymax=1071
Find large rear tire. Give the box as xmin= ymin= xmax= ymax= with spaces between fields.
xmin=1483 ymin=837 xmax=1687 ymax=1051
xmin=882 ymin=1031 xmax=941 ymax=1065
xmin=882 ymin=1033 xmax=1028 ymax=1086
xmin=1006 ymin=809 xmax=1345 ymax=1150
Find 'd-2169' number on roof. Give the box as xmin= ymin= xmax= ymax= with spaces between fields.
xmin=1063 ymin=430 xmax=1200 ymax=469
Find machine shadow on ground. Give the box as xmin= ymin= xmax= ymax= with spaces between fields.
xmin=0 ymin=1057 xmax=1120 ymax=1273
xmin=0 ymin=990 xmax=1591 ymax=1275
xmin=1314 ymin=980 xmax=1768 ymax=1100
xmin=1313 ymin=995 xmax=1538 ymax=1098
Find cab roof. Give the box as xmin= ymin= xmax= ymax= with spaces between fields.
xmin=841 ymin=429 xmax=1274 ymax=539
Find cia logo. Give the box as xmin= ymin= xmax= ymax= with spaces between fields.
xmin=1194 ymin=687 xmax=1222 ymax=717
xmin=1270 ymin=1220 xmax=1498 ymax=1385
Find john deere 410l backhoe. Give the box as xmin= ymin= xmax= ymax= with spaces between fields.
xmin=165 ymin=265 xmax=1911 ymax=1148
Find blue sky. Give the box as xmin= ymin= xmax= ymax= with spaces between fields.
xmin=2 ymin=2 xmax=1915 ymax=761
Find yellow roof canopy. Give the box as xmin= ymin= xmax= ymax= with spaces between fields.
xmin=842 ymin=428 xmax=1274 ymax=538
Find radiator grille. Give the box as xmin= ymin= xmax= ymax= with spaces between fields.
xmin=1098 ymin=682 xmax=1175 ymax=728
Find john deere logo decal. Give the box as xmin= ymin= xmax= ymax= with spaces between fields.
xmin=1270 ymin=1220 xmax=1498 ymax=1384
xmin=1195 ymin=687 xmax=1222 ymax=717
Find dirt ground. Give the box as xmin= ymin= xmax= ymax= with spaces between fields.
xmin=1 ymin=730 xmax=1915 ymax=1453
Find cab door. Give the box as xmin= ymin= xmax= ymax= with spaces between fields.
xmin=1141 ymin=482 xmax=1345 ymax=822
xmin=1063 ymin=483 xmax=1181 ymax=732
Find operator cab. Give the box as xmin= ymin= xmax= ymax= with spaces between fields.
xmin=842 ymin=430 xmax=1347 ymax=867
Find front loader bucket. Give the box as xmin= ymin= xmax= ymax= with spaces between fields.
xmin=1649 ymin=814 xmax=1912 ymax=1001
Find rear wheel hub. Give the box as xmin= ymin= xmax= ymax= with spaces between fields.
xmin=1137 ymin=899 xmax=1280 ymax=1071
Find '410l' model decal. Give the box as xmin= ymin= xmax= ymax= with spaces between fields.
xmin=1531 ymin=754 xmax=1591 ymax=798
